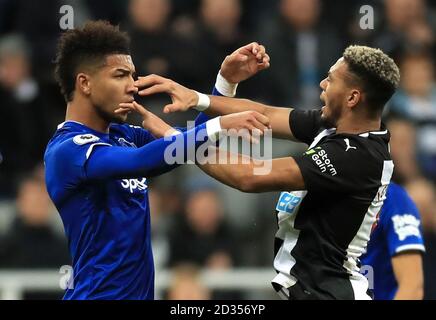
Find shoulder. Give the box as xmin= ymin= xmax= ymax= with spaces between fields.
xmin=383 ymin=183 xmax=419 ymax=218
xmin=45 ymin=130 xmax=107 ymax=167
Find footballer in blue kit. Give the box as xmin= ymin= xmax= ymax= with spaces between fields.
xmin=361 ymin=182 xmax=425 ymax=300
xmin=45 ymin=21 xmax=270 ymax=299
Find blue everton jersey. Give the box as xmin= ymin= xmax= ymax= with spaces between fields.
xmin=45 ymin=121 xmax=156 ymax=300
xmin=360 ymin=182 xmax=425 ymax=300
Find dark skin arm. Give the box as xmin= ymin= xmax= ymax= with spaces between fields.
xmin=197 ymin=147 xmax=305 ymax=193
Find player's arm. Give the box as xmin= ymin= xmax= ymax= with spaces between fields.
xmin=197 ymin=148 xmax=304 ymax=192
xmin=135 ymin=80 xmax=296 ymax=140
xmin=198 ymin=137 xmax=370 ymax=194
xmin=84 ymin=112 xmax=269 ymax=180
xmin=392 ymin=252 xmax=424 ymax=300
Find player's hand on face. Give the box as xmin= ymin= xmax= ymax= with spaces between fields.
xmin=116 ymin=101 xmax=176 ymax=137
xmin=220 ymin=111 xmax=271 ymax=144
xmin=220 ymin=42 xmax=270 ymax=84
xmin=134 ymin=74 xmax=198 ymax=114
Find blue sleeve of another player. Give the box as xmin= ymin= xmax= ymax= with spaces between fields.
xmin=85 ymin=122 xmax=216 ymax=180
xmin=384 ymin=184 xmax=426 ymax=256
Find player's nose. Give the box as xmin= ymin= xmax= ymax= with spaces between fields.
xmin=320 ymin=78 xmax=327 ymax=90
xmin=127 ymin=83 xmax=138 ymax=95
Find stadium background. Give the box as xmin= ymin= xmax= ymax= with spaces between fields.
xmin=0 ymin=0 xmax=435 ymax=300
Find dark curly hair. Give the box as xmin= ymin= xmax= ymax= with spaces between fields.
xmin=54 ymin=20 xmax=131 ymax=102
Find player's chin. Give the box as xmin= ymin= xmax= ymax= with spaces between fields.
xmin=320 ymin=107 xmax=335 ymax=128
xmin=112 ymin=112 xmax=129 ymax=124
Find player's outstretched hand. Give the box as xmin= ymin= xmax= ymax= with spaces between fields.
xmin=134 ymin=74 xmax=197 ymax=113
xmin=220 ymin=42 xmax=270 ymax=84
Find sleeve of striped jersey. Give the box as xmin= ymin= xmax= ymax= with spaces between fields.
xmin=293 ymin=137 xmax=376 ymax=193
xmin=289 ymin=109 xmax=323 ymax=144
xmin=384 ymin=191 xmax=426 ymax=256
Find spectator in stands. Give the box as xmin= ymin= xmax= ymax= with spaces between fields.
xmin=166 ymin=263 xmax=211 ymax=300
xmin=255 ymin=0 xmax=344 ymax=107
xmin=388 ymin=53 xmax=436 ymax=182
xmin=168 ymin=187 xmax=236 ymax=270
xmin=0 ymin=172 xmax=70 ymax=269
xmin=373 ymin=0 xmax=434 ymax=58
xmin=0 ymin=34 xmax=62 ymax=196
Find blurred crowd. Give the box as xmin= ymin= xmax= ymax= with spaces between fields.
xmin=0 ymin=0 xmax=436 ymax=299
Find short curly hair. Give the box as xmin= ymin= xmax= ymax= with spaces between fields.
xmin=343 ymin=45 xmax=400 ymax=111
xmin=54 ymin=20 xmax=131 ymax=102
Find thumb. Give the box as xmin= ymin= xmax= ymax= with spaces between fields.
xmin=164 ymin=103 xmax=179 ymax=113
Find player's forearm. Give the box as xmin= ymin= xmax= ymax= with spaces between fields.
xmin=198 ymin=151 xmax=259 ymax=192
xmin=198 ymin=150 xmax=302 ymax=193
xmin=203 ymin=95 xmax=268 ymax=118
xmin=394 ymin=283 xmax=423 ymax=300
xmin=86 ymin=120 xmax=221 ymax=180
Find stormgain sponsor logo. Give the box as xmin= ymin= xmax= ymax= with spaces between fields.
xmin=309 ymin=148 xmax=337 ymax=176
xmin=121 ymin=178 xmax=148 ymax=193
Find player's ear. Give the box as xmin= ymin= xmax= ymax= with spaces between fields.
xmin=77 ymin=73 xmax=91 ymax=96
xmin=347 ymin=89 xmax=361 ymax=109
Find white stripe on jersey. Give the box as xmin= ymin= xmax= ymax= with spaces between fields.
xmin=308 ymin=128 xmax=336 ymax=149
xmin=395 ymin=244 xmax=426 ymax=254
xmin=344 ymin=159 xmax=394 ymax=300
xmin=272 ymin=190 xmax=307 ymax=290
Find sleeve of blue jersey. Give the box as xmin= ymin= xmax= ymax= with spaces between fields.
xmin=384 ymin=184 xmax=426 ymax=256
xmin=84 ymin=122 xmax=215 ymax=181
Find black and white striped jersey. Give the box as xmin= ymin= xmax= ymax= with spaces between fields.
xmin=272 ymin=109 xmax=394 ymax=300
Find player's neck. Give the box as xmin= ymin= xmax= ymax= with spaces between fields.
xmin=335 ymin=112 xmax=381 ymax=134
xmin=65 ymin=98 xmax=110 ymax=134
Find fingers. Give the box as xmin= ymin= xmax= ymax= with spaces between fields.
xmin=115 ymin=102 xmax=135 ymax=114
xmin=134 ymin=74 xmax=167 ymax=89
xmin=132 ymin=101 xmax=148 ymax=116
xmin=163 ymin=103 xmax=179 ymax=114
xmin=252 ymin=112 xmax=271 ymax=128
xmin=116 ymin=101 xmax=148 ymax=117
xmin=258 ymin=53 xmax=271 ymax=68
xmin=137 ymin=83 xmax=170 ymax=96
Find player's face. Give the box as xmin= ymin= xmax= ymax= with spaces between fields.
xmin=89 ymin=54 xmax=138 ymax=123
xmin=319 ymin=58 xmax=349 ymax=128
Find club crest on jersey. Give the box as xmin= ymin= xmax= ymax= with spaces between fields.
xmin=73 ymin=134 xmax=100 ymax=145
xmin=118 ymin=138 xmax=137 ymax=148
xmin=121 ymin=178 xmax=148 ymax=194
xmin=276 ymin=192 xmax=302 ymax=214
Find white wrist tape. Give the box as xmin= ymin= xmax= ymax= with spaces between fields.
xmin=205 ymin=116 xmax=223 ymax=142
xmin=194 ymin=91 xmax=211 ymax=111
xmin=215 ymin=71 xmax=238 ymax=97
